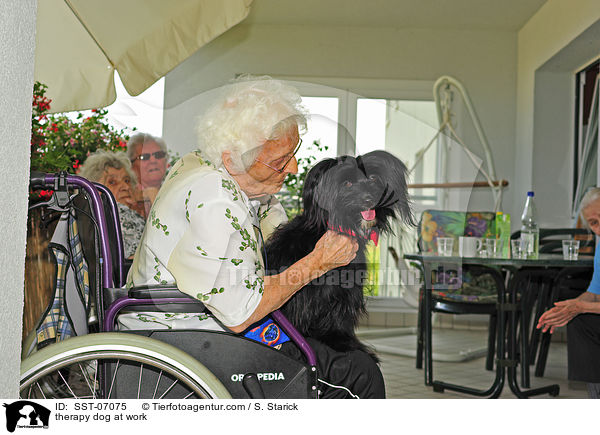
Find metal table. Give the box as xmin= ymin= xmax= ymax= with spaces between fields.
xmin=404 ymin=253 xmax=594 ymax=398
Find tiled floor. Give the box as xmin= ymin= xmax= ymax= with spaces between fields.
xmin=362 ymin=327 xmax=589 ymax=399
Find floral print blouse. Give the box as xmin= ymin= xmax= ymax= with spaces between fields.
xmin=116 ymin=203 xmax=145 ymax=258
xmin=121 ymin=151 xmax=287 ymax=332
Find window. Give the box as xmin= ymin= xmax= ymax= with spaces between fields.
xmin=288 ymin=78 xmax=438 ymax=302
xmin=297 ymin=96 xmax=338 ymax=162
xmin=293 ymin=80 xmax=440 ymax=205
xmin=573 ymin=60 xmax=600 ymax=216
xmin=356 ymin=98 xmax=438 ymax=205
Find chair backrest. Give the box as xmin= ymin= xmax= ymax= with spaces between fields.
xmin=417 ymin=210 xmax=496 ymax=254
xmin=511 ymin=228 xmax=595 ymax=254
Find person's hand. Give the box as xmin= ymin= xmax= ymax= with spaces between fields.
xmin=310 ymin=230 xmax=359 ymax=273
xmin=536 ymin=298 xmax=580 ymax=333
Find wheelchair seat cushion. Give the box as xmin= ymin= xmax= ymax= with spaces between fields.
xmin=117 ymin=311 xmax=216 ymax=331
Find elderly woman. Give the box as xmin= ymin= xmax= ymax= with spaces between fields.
xmin=126 ymin=76 xmax=384 ymax=398
xmin=127 ymin=133 xmax=169 ymax=218
xmin=537 ymin=187 xmax=600 ymax=398
xmin=79 ymin=150 xmax=145 ymax=259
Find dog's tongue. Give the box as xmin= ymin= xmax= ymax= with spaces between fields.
xmin=361 ymin=209 xmax=376 ymax=221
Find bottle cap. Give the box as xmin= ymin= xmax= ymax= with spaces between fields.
xmin=527 ymin=191 xmax=534 ymax=197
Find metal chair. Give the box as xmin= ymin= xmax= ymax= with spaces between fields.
xmin=413 ymin=210 xmax=503 ymax=391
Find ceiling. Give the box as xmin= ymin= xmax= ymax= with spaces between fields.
xmin=244 ymin=0 xmax=547 ymax=31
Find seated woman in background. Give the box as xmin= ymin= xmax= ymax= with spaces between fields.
xmin=127 ymin=133 xmax=169 ymax=218
xmin=537 ymin=187 xmax=600 ymax=399
xmin=79 ymin=150 xmax=145 ymax=259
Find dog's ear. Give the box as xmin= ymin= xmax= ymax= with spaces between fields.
xmin=302 ymin=158 xmax=337 ymax=205
xmin=359 ymin=150 xmax=415 ymax=227
xmin=301 ymin=158 xmax=338 ymax=225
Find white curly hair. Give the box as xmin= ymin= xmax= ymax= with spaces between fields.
xmin=196 ymin=75 xmax=308 ymax=170
xmin=580 ymin=187 xmax=600 ymax=228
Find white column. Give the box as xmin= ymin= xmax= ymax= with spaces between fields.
xmin=0 ymin=0 xmax=37 ymax=397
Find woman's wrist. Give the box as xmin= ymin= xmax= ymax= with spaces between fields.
xmin=302 ymin=251 xmax=328 ymax=278
xmin=578 ymin=299 xmax=600 ymax=315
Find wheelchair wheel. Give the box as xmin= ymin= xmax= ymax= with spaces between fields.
xmin=20 ymin=333 xmax=231 ymax=399
xmin=21 ymin=328 xmax=37 ymax=359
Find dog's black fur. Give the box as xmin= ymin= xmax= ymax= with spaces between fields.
xmin=265 ymin=150 xmax=414 ymax=361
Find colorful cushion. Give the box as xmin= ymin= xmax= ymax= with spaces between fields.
xmin=418 ymin=210 xmax=496 ymax=253
xmin=418 ymin=210 xmax=498 ymax=303
xmin=431 ymin=268 xmax=498 ymax=303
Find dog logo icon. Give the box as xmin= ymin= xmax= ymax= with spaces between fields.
xmin=3 ymin=401 xmax=50 ymax=432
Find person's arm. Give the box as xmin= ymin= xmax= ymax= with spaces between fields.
xmin=167 ymin=173 xmax=358 ymax=331
xmin=538 ymin=248 xmax=600 ymax=333
xmin=537 ymin=291 xmax=600 ymax=333
xmin=568 ymin=291 xmax=600 ymax=313
xmin=228 ymin=231 xmax=358 ymax=333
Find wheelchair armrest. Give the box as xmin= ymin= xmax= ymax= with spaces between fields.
xmin=103 ymin=285 xmax=208 ymax=332
xmin=128 ymin=285 xmax=195 ymax=301
xmin=103 ymin=287 xmax=194 ymax=313
xmin=103 ymin=287 xmax=129 ymax=310
xmin=124 ymin=284 xmax=208 ymax=314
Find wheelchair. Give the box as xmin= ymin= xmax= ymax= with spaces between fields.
xmin=21 ymin=171 xmax=318 ymax=399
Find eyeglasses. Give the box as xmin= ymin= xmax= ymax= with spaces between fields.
xmin=255 ymin=139 xmax=302 ymax=174
xmin=132 ymin=151 xmax=167 ymax=162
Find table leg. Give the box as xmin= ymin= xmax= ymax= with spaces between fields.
xmin=505 ymin=271 xmax=560 ymax=398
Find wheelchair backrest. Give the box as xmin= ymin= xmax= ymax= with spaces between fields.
xmin=28 ymin=173 xmax=116 ymax=353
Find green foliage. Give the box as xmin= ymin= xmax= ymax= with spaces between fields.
xmin=277 ymin=139 xmax=328 ymax=219
xmin=30 ymin=82 xmax=132 ymax=175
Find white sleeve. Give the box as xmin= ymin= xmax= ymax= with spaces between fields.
xmin=167 ymin=176 xmax=264 ymax=327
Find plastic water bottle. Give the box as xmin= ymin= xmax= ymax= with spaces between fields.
xmin=520 ymin=191 xmax=539 ymax=259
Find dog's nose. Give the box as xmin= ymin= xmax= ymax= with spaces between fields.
xmin=363 ymin=198 xmax=375 ymax=209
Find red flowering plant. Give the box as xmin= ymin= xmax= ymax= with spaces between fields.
xmin=30 ymin=82 xmax=131 ymax=201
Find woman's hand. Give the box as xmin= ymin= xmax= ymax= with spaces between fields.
xmin=536 ymin=299 xmax=581 ymax=333
xmin=309 ymin=230 xmax=359 ymax=273
xmin=229 ymin=230 xmax=358 ymax=333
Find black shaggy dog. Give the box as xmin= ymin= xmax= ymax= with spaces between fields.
xmin=265 ymin=150 xmax=414 ymax=361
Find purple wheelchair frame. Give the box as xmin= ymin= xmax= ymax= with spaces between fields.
xmin=37 ymin=172 xmax=318 ymax=367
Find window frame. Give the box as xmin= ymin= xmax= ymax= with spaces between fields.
xmin=572 ymin=60 xmax=600 ymax=215
xmin=270 ymin=76 xmax=441 ymax=303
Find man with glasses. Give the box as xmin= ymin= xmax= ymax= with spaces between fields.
xmin=125 ymin=76 xmax=382 ymax=398
xmin=127 ymin=133 xmax=169 ymax=218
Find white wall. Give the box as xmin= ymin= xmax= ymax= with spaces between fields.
xmin=516 ymin=0 xmax=600 ymax=228
xmin=163 ymin=23 xmax=519 ymax=216
xmin=0 ymin=0 xmax=37 ymax=397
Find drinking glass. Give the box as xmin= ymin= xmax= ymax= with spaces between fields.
xmin=437 ymin=237 xmax=454 ymax=256
xmin=511 ymin=239 xmax=527 ymax=259
xmin=562 ymin=240 xmax=580 ymax=260
xmin=485 ymin=238 xmax=502 ymax=258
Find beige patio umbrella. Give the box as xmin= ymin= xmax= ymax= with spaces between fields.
xmin=35 ymin=0 xmax=252 ymax=113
